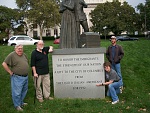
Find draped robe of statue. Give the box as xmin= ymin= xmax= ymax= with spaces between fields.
xmin=59 ymin=0 xmax=79 ymax=48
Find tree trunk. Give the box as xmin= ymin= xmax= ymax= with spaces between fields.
xmin=39 ymin=26 xmax=43 ymax=40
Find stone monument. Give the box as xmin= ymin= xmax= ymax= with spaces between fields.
xmin=52 ymin=0 xmax=106 ymax=99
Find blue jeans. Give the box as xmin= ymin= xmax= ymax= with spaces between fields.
xmin=107 ymin=80 xmax=122 ymax=102
xmin=111 ymin=63 xmax=123 ymax=86
xmin=11 ymin=74 xmax=28 ymax=108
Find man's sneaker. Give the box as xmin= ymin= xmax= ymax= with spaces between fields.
xmin=120 ymin=86 xmax=123 ymax=93
xmin=38 ymin=99 xmax=44 ymax=103
xmin=112 ymin=100 xmax=119 ymax=104
xmin=45 ymin=97 xmax=54 ymax=100
xmin=16 ymin=106 xmax=23 ymax=111
xmin=21 ymin=103 xmax=28 ymax=107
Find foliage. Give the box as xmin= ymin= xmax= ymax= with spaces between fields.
xmin=0 ymin=39 xmax=150 ymax=113
xmin=137 ymin=0 xmax=150 ymax=32
xmin=90 ymin=1 xmax=139 ymax=35
xmin=16 ymin=0 xmax=61 ymax=40
xmin=0 ymin=6 xmax=19 ymax=40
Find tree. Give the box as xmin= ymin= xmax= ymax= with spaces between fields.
xmin=0 ymin=6 xmax=19 ymax=41
xmin=16 ymin=0 xmax=60 ymax=40
xmin=90 ymin=1 xmax=138 ymax=35
xmin=137 ymin=0 xmax=150 ymax=32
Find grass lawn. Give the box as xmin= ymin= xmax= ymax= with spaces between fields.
xmin=0 ymin=39 xmax=150 ymax=113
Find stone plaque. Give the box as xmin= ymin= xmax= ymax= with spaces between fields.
xmin=52 ymin=48 xmax=106 ymax=99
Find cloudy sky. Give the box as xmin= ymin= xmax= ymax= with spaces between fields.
xmin=126 ymin=0 xmax=145 ymax=8
xmin=0 ymin=0 xmax=145 ymax=9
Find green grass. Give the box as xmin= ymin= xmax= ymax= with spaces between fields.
xmin=0 ymin=39 xmax=150 ymax=113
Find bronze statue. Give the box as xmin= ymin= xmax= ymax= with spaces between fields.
xmin=59 ymin=0 xmax=79 ymax=48
xmin=59 ymin=0 xmax=89 ymax=48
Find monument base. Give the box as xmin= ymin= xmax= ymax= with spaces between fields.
xmin=79 ymin=32 xmax=100 ymax=48
xmin=52 ymin=48 xmax=106 ymax=99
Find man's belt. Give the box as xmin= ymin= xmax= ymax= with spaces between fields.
xmin=14 ymin=73 xmax=28 ymax=77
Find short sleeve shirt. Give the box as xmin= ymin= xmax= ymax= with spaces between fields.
xmin=105 ymin=69 xmax=120 ymax=82
xmin=4 ymin=51 xmax=29 ymax=75
xmin=31 ymin=47 xmax=50 ymax=75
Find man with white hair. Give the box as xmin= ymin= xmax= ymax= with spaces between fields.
xmin=106 ymin=36 xmax=124 ymax=87
xmin=2 ymin=44 xmax=29 ymax=111
xmin=31 ymin=40 xmax=53 ymax=103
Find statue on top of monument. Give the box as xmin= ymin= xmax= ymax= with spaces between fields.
xmin=59 ymin=0 xmax=79 ymax=48
xmin=59 ymin=0 xmax=89 ymax=48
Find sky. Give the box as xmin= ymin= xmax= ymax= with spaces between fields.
xmin=0 ymin=0 xmax=145 ymax=9
xmin=126 ymin=0 xmax=145 ymax=8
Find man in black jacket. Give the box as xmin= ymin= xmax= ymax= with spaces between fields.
xmin=106 ymin=36 xmax=124 ymax=86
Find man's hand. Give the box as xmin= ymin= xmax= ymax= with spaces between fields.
xmin=34 ymin=73 xmax=38 ymax=78
xmin=96 ymin=83 xmax=102 ymax=86
xmin=49 ymin=46 xmax=53 ymax=52
xmin=10 ymin=72 xmax=13 ymax=76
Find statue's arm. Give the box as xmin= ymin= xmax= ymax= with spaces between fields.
xmin=63 ymin=0 xmax=74 ymax=10
xmin=79 ymin=0 xmax=87 ymax=8
xmin=59 ymin=2 xmax=66 ymax=13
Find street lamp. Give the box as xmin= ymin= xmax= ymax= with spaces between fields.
xmin=103 ymin=26 xmax=107 ymax=40
xmin=144 ymin=2 xmax=147 ymax=38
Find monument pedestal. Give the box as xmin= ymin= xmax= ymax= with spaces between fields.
xmin=79 ymin=32 xmax=100 ymax=48
xmin=52 ymin=48 xmax=106 ymax=99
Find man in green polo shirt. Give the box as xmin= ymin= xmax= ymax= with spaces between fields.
xmin=2 ymin=44 xmax=29 ymax=111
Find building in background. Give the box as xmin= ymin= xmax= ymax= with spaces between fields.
xmin=27 ymin=0 xmax=125 ymax=38
xmin=25 ymin=17 xmax=60 ymax=38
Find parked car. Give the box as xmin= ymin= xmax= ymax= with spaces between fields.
xmin=8 ymin=35 xmax=39 ymax=46
xmin=53 ymin=38 xmax=60 ymax=44
xmin=116 ymin=35 xmax=139 ymax=41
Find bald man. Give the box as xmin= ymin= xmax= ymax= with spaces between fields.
xmin=31 ymin=40 xmax=54 ymax=103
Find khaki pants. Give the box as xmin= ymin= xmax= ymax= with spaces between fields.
xmin=34 ymin=73 xmax=50 ymax=99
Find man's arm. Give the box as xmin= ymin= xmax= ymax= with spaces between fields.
xmin=2 ymin=62 xmax=13 ymax=75
xmin=96 ymin=80 xmax=113 ymax=86
xmin=106 ymin=47 xmax=110 ymax=60
xmin=119 ymin=46 xmax=124 ymax=60
xmin=32 ymin=66 xmax=38 ymax=78
xmin=31 ymin=51 xmax=38 ymax=77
